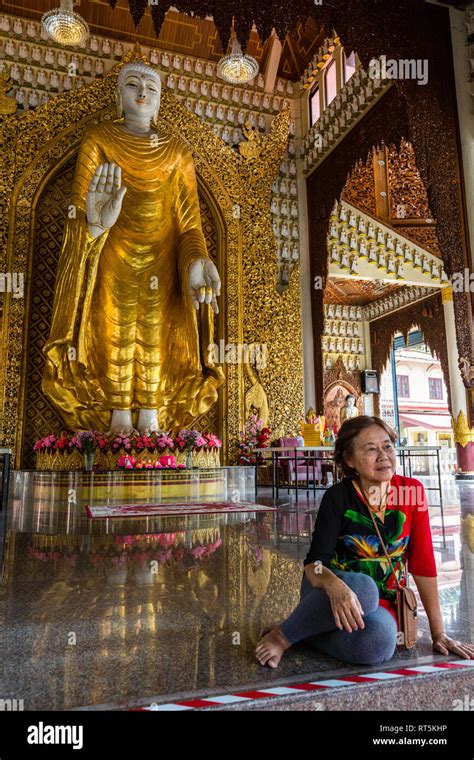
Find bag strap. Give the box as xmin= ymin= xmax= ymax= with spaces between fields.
xmin=356 ymin=481 xmax=404 ymax=592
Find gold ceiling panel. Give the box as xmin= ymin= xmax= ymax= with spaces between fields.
xmin=325 ymin=278 xmax=405 ymax=306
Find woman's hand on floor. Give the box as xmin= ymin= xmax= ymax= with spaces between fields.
xmin=326 ymin=578 xmax=365 ymax=633
xmin=432 ymin=632 xmax=474 ymax=659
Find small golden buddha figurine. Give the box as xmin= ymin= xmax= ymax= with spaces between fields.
xmin=43 ymin=61 xmax=224 ymax=434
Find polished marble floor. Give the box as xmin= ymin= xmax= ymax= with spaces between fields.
xmin=1 ymin=472 xmax=473 ymax=710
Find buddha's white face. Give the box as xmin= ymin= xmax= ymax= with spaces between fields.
xmin=120 ymin=71 xmax=161 ymax=123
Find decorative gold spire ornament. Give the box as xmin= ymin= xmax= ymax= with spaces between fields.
xmin=452 ymin=410 xmax=474 ymax=447
xmin=238 ymin=120 xmax=264 ymax=160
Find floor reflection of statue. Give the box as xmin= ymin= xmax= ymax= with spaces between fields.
xmin=43 ymin=61 xmax=224 ymax=434
xmin=340 ymin=393 xmax=359 ymax=423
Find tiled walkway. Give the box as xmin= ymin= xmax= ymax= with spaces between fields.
xmin=1 ymin=474 xmax=473 ymax=710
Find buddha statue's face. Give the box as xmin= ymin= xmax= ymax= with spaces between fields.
xmin=119 ymin=69 xmax=161 ymax=123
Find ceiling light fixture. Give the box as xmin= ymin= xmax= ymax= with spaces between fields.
xmin=42 ymin=0 xmax=89 ymax=47
xmin=217 ymin=35 xmax=259 ymax=85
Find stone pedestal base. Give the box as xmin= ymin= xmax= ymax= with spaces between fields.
xmin=452 ymin=412 xmax=474 ymax=478
xmin=453 ymin=442 xmax=474 ymax=477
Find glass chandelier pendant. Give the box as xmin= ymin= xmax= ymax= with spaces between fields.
xmin=217 ymin=36 xmax=259 ymax=85
xmin=42 ymin=0 xmax=90 ymax=47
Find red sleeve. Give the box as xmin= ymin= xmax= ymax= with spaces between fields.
xmin=406 ymin=480 xmax=437 ymax=577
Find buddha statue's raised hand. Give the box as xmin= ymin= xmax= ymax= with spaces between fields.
xmin=86 ymin=162 xmax=127 ymax=238
xmin=188 ymin=258 xmax=221 ymax=314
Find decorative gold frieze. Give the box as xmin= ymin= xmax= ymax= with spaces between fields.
xmin=388 ymin=140 xmax=431 ymax=220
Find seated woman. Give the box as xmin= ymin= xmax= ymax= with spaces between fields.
xmin=256 ymin=415 xmax=474 ymax=668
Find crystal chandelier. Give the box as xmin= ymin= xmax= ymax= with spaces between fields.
xmin=42 ymin=0 xmax=89 ymax=47
xmin=217 ymin=35 xmax=259 ymax=85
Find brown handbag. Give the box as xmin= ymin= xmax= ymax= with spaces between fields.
xmin=357 ymin=483 xmax=418 ymax=649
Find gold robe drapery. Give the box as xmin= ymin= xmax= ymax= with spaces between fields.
xmin=42 ymin=121 xmax=224 ymax=431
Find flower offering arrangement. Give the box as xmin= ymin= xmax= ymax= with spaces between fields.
xmin=237 ymin=414 xmax=271 ymax=465
xmin=34 ymin=430 xmax=222 ymax=470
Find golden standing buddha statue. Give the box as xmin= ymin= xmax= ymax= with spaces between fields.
xmin=43 ymin=62 xmax=224 ymax=434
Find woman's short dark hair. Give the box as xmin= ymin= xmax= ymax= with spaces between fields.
xmin=335 ymin=416 xmax=397 ymax=478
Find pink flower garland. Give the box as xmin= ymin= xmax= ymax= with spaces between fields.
xmin=34 ymin=430 xmax=222 ymax=453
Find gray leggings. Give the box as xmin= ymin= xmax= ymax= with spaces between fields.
xmin=279 ymin=570 xmax=398 ymax=666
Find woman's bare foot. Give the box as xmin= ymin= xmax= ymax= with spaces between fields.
xmin=255 ymin=626 xmax=291 ymax=668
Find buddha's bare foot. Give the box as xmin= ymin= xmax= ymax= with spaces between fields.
xmin=137 ymin=409 xmax=160 ymax=435
xmin=109 ymin=426 xmax=138 ymax=436
xmin=110 ymin=410 xmax=135 ymax=436
xmin=255 ymin=626 xmax=291 ymax=668
xmin=139 ymin=425 xmax=162 ymax=436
